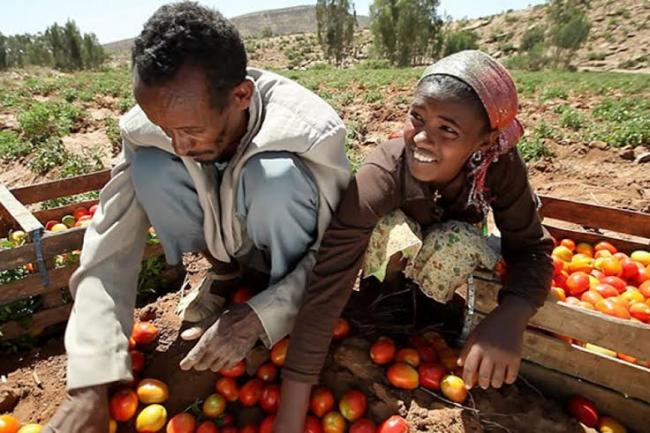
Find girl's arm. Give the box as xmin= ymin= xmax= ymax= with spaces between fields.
xmin=275 ymin=161 xmax=400 ymax=433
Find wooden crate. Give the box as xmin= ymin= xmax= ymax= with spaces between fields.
xmin=0 ymin=170 xmax=163 ymax=341
xmin=471 ymin=195 xmax=650 ymax=432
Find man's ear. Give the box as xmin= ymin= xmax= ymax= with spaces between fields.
xmin=232 ymin=80 xmax=254 ymax=111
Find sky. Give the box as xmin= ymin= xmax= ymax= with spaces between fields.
xmin=0 ymin=0 xmax=547 ymax=44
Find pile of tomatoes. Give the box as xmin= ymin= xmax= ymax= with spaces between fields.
xmin=567 ymin=395 xmax=627 ymax=433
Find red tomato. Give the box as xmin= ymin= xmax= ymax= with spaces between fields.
xmin=350 ymin=419 xmax=376 ymax=433
xmin=219 ymin=359 xmax=246 ymax=378
xmin=395 ymin=348 xmax=420 ymax=367
xmin=260 ymin=384 xmax=281 ymax=414
xmin=128 ymin=336 xmax=137 ymax=350
xmin=552 ymin=256 xmax=565 ymax=275
xmin=220 ymin=413 xmax=234 ymax=426
xmin=271 ymin=338 xmax=289 ymax=367
xmin=387 ymin=363 xmax=419 ymax=390
xmin=378 ymin=415 xmax=409 ymax=433
xmin=73 ymin=207 xmax=89 ymax=221
xmin=636 ymin=265 xmax=650 ymax=286
xmin=369 ymin=337 xmax=396 ymax=365
xmin=304 ymin=416 xmax=324 ymax=433
xmin=566 ymin=272 xmax=590 ymax=296
xmin=567 ymin=396 xmax=599 ymax=427
xmin=621 ymin=258 xmax=640 ymax=281
xmin=231 ymin=286 xmax=253 ymax=305
xmin=196 ymin=421 xmax=219 ymax=433
xmin=110 ymin=388 xmax=139 ymax=421
xmin=417 ymin=346 xmax=438 ymax=364
xmin=131 ymin=321 xmax=159 ymax=345
xmin=0 ymin=415 xmax=20 ymax=433
xmin=595 ymin=241 xmax=617 ymax=255
xmin=215 ymin=377 xmax=239 ymax=402
xmin=322 ymin=412 xmax=346 ymax=433
xmin=239 ymin=379 xmax=264 ymax=407
xmin=418 ymin=363 xmax=447 ymax=391
xmin=203 ymin=394 xmax=226 ymax=418
xmin=130 ymin=350 xmax=145 ymax=373
xmin=593 ymin=283 xmax=618 ymax=298
xmin=167 ymin=413 xmax=196 ymax=433
xmin=259 ymin=415 xmax=276 ymax=433
xmin=600 ymin=276 xmax=626 ymax=293
xmin=310 ymin=387 xmax=335 ymax=418
xmin=240 ymin=424 xmax=258 ymax=433
xmin=629 ymin=302 xmax=650 ymax=322
xmin=339 ymin=390 xmax=367 ymax=422
xmin=256 ymin=362 xmax=278 ymax=383
xmin=332 ymin=318 xmax=351 ymax=340
xmin=441 ymin=375 xmax=468 ymax=403
xmin=595 ymin=299 xmax=631 ymax=320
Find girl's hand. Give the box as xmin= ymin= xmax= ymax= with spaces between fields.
xmin=458 ymin=296 xmax=534 ymax=389
xmin=273 ymin=379 xmax=313 ymax=433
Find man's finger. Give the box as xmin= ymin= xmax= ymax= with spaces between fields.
xmin=478 ymin=357 xmax=494 ymax=390
xmin=180 ymin=338 xmax=212 ymax=370
xmin=505 ymin=359 xmax=521 ymax=384
xmin=462 ymin=348 xmax=482 ymax=389
xmin=491 ymin=363 xmax=506 ymax=389
xmin=458 ymin=334 xmax=476 ymax=367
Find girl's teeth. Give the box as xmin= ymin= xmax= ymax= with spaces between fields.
xmin=414 ymin=149 xmax=435 ymax=163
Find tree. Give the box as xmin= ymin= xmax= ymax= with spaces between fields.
xmin=547 ymin=0 xmax=590 ymax=69
xmin=0 ymin=32 xmax=7 ymax=70
xmin=442 ymin=29 xmax=478 ymax=57
xmin=370 ymin=0 xmax=443 ymax=66
xmin=316 ymin=0 xmax=357 ymax=65
xmin=82 ymin=33 xmax=106 ymax=69
xmin=63 ymin=20 xmax=84 ymax=70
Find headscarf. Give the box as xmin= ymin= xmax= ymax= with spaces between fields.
xmin=419 ymin=50 xmax=524 ymax=213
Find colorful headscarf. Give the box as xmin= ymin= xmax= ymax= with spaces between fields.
xmin=419 ymin=50 xmax=524 ymax=213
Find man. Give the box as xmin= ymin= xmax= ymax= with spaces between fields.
xmin=43 ymin=3 xmax=350 ymax=432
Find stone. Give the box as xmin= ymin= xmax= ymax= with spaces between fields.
xmin=634 ymin=145 xmax=648 ymax=159
xmin=635 ymin=152 xmax=650 ymax=164
xmin=0 ymin=388 xmax=19 ymax=413
xmin=589 ymin=140 xmax=609 ymax=150
xmin=619 ymin=148 xmax=635 ymax=161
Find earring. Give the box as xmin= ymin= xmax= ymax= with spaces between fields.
xmin=470 ymin=150 xmax=484 ymax=166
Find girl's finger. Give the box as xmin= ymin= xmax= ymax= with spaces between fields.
xmin=462 ymin=347 xmax=482 ymax=388
xmin=478 ymin=357 xmax=494 ymax=390
xmin=458 ymin=334 xmax=476 ymax=366
xmin=491 ymin=363 xmax=506 ymax=389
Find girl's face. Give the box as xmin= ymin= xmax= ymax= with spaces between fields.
xmin=403 ymin=90 xmax=496 ymax=186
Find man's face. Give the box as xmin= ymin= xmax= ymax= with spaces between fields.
xmin=134 ymin=65 xmax=252 ymax=163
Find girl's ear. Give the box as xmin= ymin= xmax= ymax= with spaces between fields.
xmin=478 ymin=129 xmax=500 ymax=152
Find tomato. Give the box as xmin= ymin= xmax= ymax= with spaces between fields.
xmin=378 ymin=415 xmax=409 ymax=433
xmin=593 ymin=283 xmax=619 ymax=299
xmin=240 ymin=424 xmax=258 ymax=433
xmin=197 ymin=421 xmax=220 ymax=433
xmin=577 ymin=300 xmax=596 ymax=310
xmin=564 ymin=296 xmax=581 ymax=306
xmin=584 ymin=343 xmax=616 ymax=358
xmin=322 ymin=412 xmax=346 ymax=433
xmin=215 ymin=377 xmax=239 ymax=402
xmin=566 ymin=272 xmax=590 ymax=296
xmin=0 ymin=415 xmax=20 ymax=433
xmin=552 ymin=256 xmax=565 ymax=276
xmin=369 ymin=336 xmax=396 ymax=365
xmin=616 ymin=352 xmax=638 ymax=364
xmin=132 ymin=321 xmax=159 ymax=345
xmin=595 ymin=241 xmax=617 ymax=255
xmin=339 ymin=390 xmax=367 ymax=422
xmin=639 ymin=281 xmax=650 ymax=298
xmin=304 ymin=416 xmax=324 ymax=433
xmin=417 ymin=346 xmax=438 ymax=364
xmin=110 ymin=388 xmax=139 ymax=421
xmin=259 ymin=415 xmax=276 ymax=433
xmin=231 ymin=286 xmax=253 ymax=305
xmin=594 ymin=249 xmax=612 ymax=259
xmin=166 ymin=413 xmax=196 ymax=433
xmin=332 ymin=318 xmax=351 ymax=340
xmin=620 ymin=288 xmax=645 ymax=304
xmin=560 ymin=239 xmax=576 ymax=252
xmin=575 ymin=243 xmax=594 ymax=258
xmin=260 ymin=384 xmax=281 ymax=413
xmin=311 ymin=387 xmax=335 ymax=418
xmin=220 ymin=414 xmax=234 ymax=426
xmin=136 ymin=404 xmax=167 ymax=432
xmin=130 ymin=350 xmax=145 ymax=373
xmin=635 ymin=265 xmax=650 ymax=286
xmin=349 ymin=419 xmax=376 ymax=433
xmin=395 ymin=348 xmax=420 ymax=367
xmin=108 ymin=419 xmax=117 ymax=433
xmin=72 ymin=207 xmax=88 ymax=221
xmin=580 ymin=290 xmax=604 ymax=306
xmin=271 ymin=338 xmax=289 ymax=367
xmin=600 ymin=276 xmax=626 ymax=293
xmin=441 ymin=375 xmax=468 ymax=403
xmin=221 ymin=427 xmax=238 ymax=433
xmin=16 ymin=425 xmax=42 ymax=433
xmin=629 ymin=302 xmax=650 ymax=322
xmin=439 ymin=347 xmax=459 ymax=371
xmin=240 ymin=379 xmax=264 ymax=407
xmin=128 ymin=336 xmax=138 ymax=350
xmin=387 ymin=363 xmax=419 ymax=390
xmin=568 ymin=256 xmax=593 ymax=274
xmin=219 ymin=359 xmax=246 ymax=378
xmin=88 ymin=204 xmax=98 ymax=216
xmin=550 ymin=286 xmax=566 ymax=301
xmin=256 ymin=362 xmax=278 ymax=383
xmin=598 ymin=417 xmax=626 ymax=433
xmin=137 ymin=378 xmax=169 ymax=404
xmin=590 ymin=269 xmax=606 ymax=282
xmin=631 ymin=250 xmax=650 ymax=266
xmin=619 ymin=258 xmax=639 ymax=282
xmin=418 ymin=362 xmax=447 ymax=391
xmin=567 ymin=395 xmax=599 ymax=427
xmin=596 ymin=257 xmax=623 ymax=277
xmin=203 ymin=394 xmax=226 ymax=418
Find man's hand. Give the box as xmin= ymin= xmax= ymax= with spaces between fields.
xmin=42 ymin=384 xmax=109 ymax=433
xmin=459 ymin=296 xmax=534 ymax=390
xmin=273 ymin=379 xmax=312 ymax=433
xmin=180 ymin=303 xmax=264 ymax=372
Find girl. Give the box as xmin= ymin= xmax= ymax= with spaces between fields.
xmin=274 ymin=50 xmax=554 ymax=432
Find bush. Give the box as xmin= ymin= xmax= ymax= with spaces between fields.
xmin=29 ymin=137 xmax=68 ymax=173
xmin=18 ymin=101 xmax=86 ymax=143
xmin=357 ymin=58 xmax=392 ymax=69
xmin=559 ymin=108 xmax=585 ymax=130
xmin=519 ymin=135 xmax=553 ymax=162
xmin=443 ymin=29 xmax=478 ymax=57
xmin=0 ymin=131 xmax=32 ymax=161
xmin=519 ymin=26 xmax=545 ymax=52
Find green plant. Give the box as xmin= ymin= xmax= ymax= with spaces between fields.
xmin=539 ymin=86 xmax=568 ymax=101
xmin=519 ymin=135 xmax=553 ymax=162
xmin=18 ymin=101 xmax=86 ymax=143
xmin=560 ymin=108 xmax=585 ymax=130
xmin=41 ymin=191 xmax=99 ymax=209
xmin=364 ymin=89 xmax=384 ymax=103
xmin=29 ymin=137 xmax=68 ymax=173
xmin=0 ymin=131 xmax=32 ymax=161
xmin=587 ymin=51 xmax=607 ymax=61
xmin=443 ymin=29 xmax=478 ymax=57
xmin=137 ymin=256 xmax=168 ymax=297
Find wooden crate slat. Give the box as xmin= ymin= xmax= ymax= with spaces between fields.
xmin=0 ymin=265 xmax=76 ymax=304
xmin=10 ymin=170 xmax=110 ymax=205
xmin=520 ymin=362 xmax=649 ymax=433
xmin=33 ymin=199 xmax=99 ymax=225
xmin=0 ymin=228 xmax=86 ymax=272
xmin=473 ymin=277 xmax=650 ymax=360
xmin=539 ymin=195 xmax=650 ymax=239
xmin=0 ymin=184 xmax=44 ymax=233
xmin=0 ymin=304 xmax=72 ymax=341
xmin=545 ymin=224 xmax=648 ymax=253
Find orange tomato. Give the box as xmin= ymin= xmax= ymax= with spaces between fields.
xmin=109 ymin=420 xmax=117 ymax=433
xmin=580 ymin=290 xmax=603 ymax=306
xmin=629 ymin=302 xmax=650 ymax=322
xmin=136 ymin=404 xmax=167 ymax=432
xmin=568 ymin=255 xmax=594 ymax=273
xmin=441 ymin=375 xmax=468 ymax=403
xmin=256 ymin=362 xmax=279 ymax=383
xmin=560 ymin=239 xmax=576 ymax=252
xmin=595 ymin=299 xmax=631 ymax=320
xmin=552 ymin=245 xmax=573 ymax=262
xmin=166 ymin=413 xmax=196 ymax=433
xmin=594 ymin=250 xmax=612 ymax=259
xmin=271 ymin=338 xmax=289 ymax=367
xmin=0 ymin=415 xmax=20 ymax=433
xmin=621 ymin=287 xmax=645 ymax=304
xmin=202 ymin=394 xmax=226 ymax=418
xmin=339 ymin=390 xmax=367 ymax=422
xmin=369 ymin=336 xmax=396 ymax=365
xmin=215 ymin=377 xmax=239 ymax=402
xmin=110 ymin=388 xmax=139 ymax=421
xmin=387 ymin=363 xmax=419 ymax=390
xmin=639 ymin=280 xmax=650 ymax=298
xmin=631 ymin=250 xmax=650 ymax=266
xmin=131 ymin=321 xmax=159 ymax=345
xmin=593 ymin=283 xmax=619 ymax=298
xmin=598 ymin=417 xmax=627 ymax=433
xmin=219 ymin=359 xmax=246 ymax=378
xmin=616 ymin=353 xmax=638 ymax=364
xmin=311 ymin=387 xmax=335 ymax=418
xmin=575 ymin=242 xmax=594 ymax=258
xmin=597 ymin=257 xmax=623 ymax=277
xmin=332 ymin=318 xmax=351 ymax=340
xmin=566 ymin=272 xmax=590 ymax=296
xmin=550 ymin=286 xmax=567 ymax=301
xmin=395 ymin=348 xmax=420 ymax=367
xmin=595 ymin=241 xmax=617 ymax=255
xmin=322 ymin=412 xmax=346 ymax=433
xmin=137 ymin=378 xmax=169 ymax=404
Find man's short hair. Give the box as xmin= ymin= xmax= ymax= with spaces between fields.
xmin=132 ymin=2 xmax=247 ymax=109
